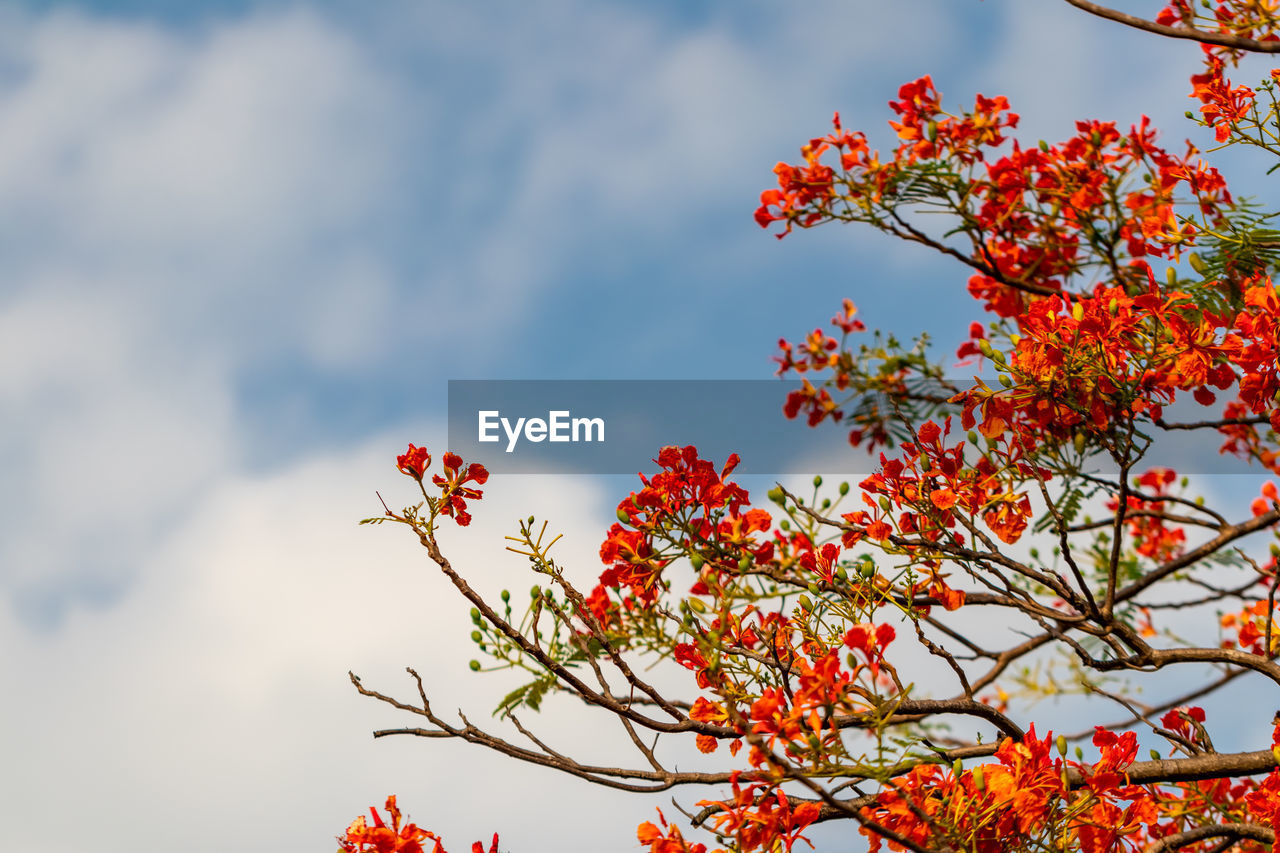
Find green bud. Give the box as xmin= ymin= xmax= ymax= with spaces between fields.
xmin=967 ymin=430 xmax=979 ymax=444
xmin=813 ymin=475 xmax=824 ymax=488
xmin=973 ymin=765 xmax=985 ymax=791
xmin=470 ymin=608 xmax=482 ymax=624
xmin=926 ymin=120 xmax=938 ymax=142
xmin=469 ymin=660 xmax=481 ymax=671
xmin=1074 ymin=432 xmax=1087 ymax=455
xmin=1029 ymin=547 xmax=1040 ymax=559
xmin=527 ymin=515 xmax=535 ymax=525
xmin=738 ymin=553 xmax=753 ymax=572
xmin=767 ymin=486 xmax=786 ymax=505
xmin=879 ymin=496 xmax=892 ymax=512
xmin=616 ymin=507 xmax=630 ymax=524
xmin=780 ymin=520 xmax=791 ymax=531
xmin=688 ymin=598 xmax=707 ymax=613
xmin=835 ymin=564 xmax=848 ymax=582
xmin=1056 ymin=735 xmax=1068 ymax=757
xmin=1150 ymin=749 xmax=1161 ymax=761
xmin=797 ymin=594 xmax=814 ymax=612
xmin=999 ymin=373 xmax=1013 ymax=388
xmin=1074 ymin=746 xmax=1084 ymax=761
xmin=839 ymin=481 xmax=850 ymax=495
xmin=820 ymin=498 xmax=831 ymax=509
xmin=1189 ymin=252 xmax=1208 ymax=276
xmin=1185 ymin=110 xmax=1195 ymax=120
xmin=690 ymin=552 xmax=705 ymax=570
xmin=471 ymin=630 xmax=482 ymax=643
xmin=859 ymin=557 xmax=876 ymax=579
xmin=501 ymin=589 xmax=511 ymax=602
xmin=530 ymin=585 xmax=541 ymax=598
xmin=1038 ymin=139 xmax=1049 ymax=152
xmin=952 ymin=758 xmax=964 ymax=776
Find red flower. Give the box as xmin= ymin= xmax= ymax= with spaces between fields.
xmin=397 ymin=444 xmax=431 ymax=480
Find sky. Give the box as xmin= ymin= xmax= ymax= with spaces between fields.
xmin=2 ymin=1 xmax=1276 ymax=851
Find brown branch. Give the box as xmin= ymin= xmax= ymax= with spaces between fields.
xmin=1144 ymin=822 xmax=1274 ymax=853
xmin=1062 ymin=0 xmax=1280 ymax=53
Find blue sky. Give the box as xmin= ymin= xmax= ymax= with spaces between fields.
xmin=1 ymin=2 xmax=1273 ymax=851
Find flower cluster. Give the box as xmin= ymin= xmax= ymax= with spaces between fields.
xmin=396 ymin=444 xmax=491 ymax=527
xmin=338 ymin=796 xmax=499 ymax=853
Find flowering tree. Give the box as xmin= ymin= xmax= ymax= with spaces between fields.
xmin=340 ymin=4 xmax=1280 ymax=852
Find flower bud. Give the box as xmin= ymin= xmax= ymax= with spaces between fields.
xmin=1150 ymin=749 xmax=1161 ymax=761
xmin=691 ymin=552 xmax=705 ymax=570
xmin=616 ymin=507 xmax=630 ymax=524
xmin=839 ymin=481 xmax=850 ymax=495
xmin=1189 ymin=252 xmax=1208 ymax=276
xmin=813 ymin=475 xmax=823 ymax=487
xmin=470 ymin=608 xmax=482 ymax=624
xmin=469 ymin=660 xmax=481 ymax=671
xmin=688 ymin=598 xmax=707 ymax=613
xmin=1056 ymin=735 xmax=1068 ymax=757
xmin=738 ymin=553 xmax=753 ymax=572
xmin=501 ymin=589 xmax=511 ymax=602
xmin=471 ymin=630 xmax=482 ymax=643
xmin=767 ymin=486 xmax=786 ymax=505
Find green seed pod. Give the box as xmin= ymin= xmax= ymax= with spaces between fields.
xmin=469 ymin=660 xmax=481 ymax=671
xmin=471 ymin=630 xmax=482 ymax=643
